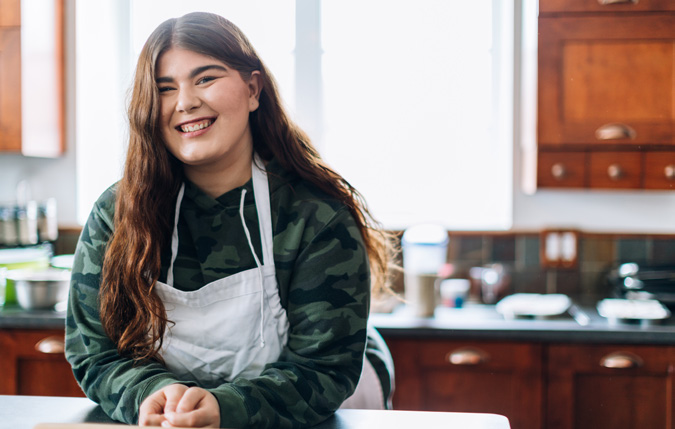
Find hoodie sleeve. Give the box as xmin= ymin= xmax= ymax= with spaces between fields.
xmin=64 ymin=188 xmax=190 ymax=424
xmin=207 ymin=206 xmax=371 ymax=428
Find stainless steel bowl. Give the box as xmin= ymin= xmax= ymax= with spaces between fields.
xmin=6 ymin=269 xmax=71 ymax=310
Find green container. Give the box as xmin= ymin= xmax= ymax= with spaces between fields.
xmin=0 ymin=246 xmax=51 ymax=306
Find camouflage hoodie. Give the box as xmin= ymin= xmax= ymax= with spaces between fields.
xmin=65 ymin=157 xmax=370 ymax=428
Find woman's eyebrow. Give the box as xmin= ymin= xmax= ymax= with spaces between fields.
xmin=155 ymin=65 xmax=228 ymax=84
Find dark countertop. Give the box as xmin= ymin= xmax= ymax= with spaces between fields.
xmin=1 ymin=395 xmax=510 ymax=429
xmin=3 ymin=301 xmax=675 ymax=345
xmin=0 ymin=305 xmax=66 ymax=329
xmin=370 ymin=302 xmax=675 ymax=345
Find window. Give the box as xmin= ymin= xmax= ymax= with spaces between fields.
xmin=76 ymin=0 xmax=513 ymax=230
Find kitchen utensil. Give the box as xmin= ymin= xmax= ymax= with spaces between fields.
xmin=496 ymin=293 xmax=571 ymax=319
xmin=403 ymin=273 xmax=438 ymax=317
xmin=6 ymin=268 xmax=70 ymax=310
xmin=0 ymin=246 xmax=52 ymax=305
xmin=470 ymin=264 xmax=510 ymax=304
xmin=401 ymin=224 xmax=448 ymax=275
xmin=439 ymin=278 xmax=470 ymax=308
xmin=597 ymin=298 xmax=670 ymax=326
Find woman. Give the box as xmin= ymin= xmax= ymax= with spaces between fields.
xmin=65 ymin=11 xmax=393 ymax=429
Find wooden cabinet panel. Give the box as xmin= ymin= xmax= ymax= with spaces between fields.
xmin=538 ymin=151 xmax=587 ymax=188
xmin=547 ymin=344 xmax=675 ymax=429
xmin=387 ymin=338 xmax=543 ymax=429
xmin=538 ymin=15 xmax=675 ymax=147
xmin=589 ymin=151 xmax=642 ymax=189
xmin=644 ymin=151 xmax=675 ymax=190
xmin=0 ymin=0 xmax=20 ymax=26
xmin=540 ymin=0 xmax=675 ymax=14
xmin=0 ymin=329 xmax=84 ymax=397
xmin=0 ymin=27 xmax=21 ymax=152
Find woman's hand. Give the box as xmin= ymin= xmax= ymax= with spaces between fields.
xmin=139 ymin=384 xmax=221 ymax=428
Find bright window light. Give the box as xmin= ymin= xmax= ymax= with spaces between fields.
xmin=76 ymin=0 xmax=513 ymax=231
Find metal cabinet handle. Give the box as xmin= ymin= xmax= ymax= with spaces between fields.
xmin=607 ymin=164 xmax=623 ymax=180
xmin=664 ymin=165 xmax=675 ymax=180
xmin=600 ymin=352 xmax=643 ymax=369
xmin=595 ymin=123 xmax=636 ymax=140
xmin=35 ymin=336 xmax=65 ymax=354
xmin=598 ymin=0 xmax=638 ymax=5
xmin=551 ymin=163 xmax=566 ymax=180
xmin=447 ymin=347 xmax=489 ymax=365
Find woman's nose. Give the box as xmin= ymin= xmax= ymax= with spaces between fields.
xmin=176 ymin=87 xmax=201 ymax=112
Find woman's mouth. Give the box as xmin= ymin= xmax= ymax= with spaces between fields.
xmin=177 ymin=119 xmax=214 ymax=133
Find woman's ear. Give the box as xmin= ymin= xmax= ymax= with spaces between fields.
xmin=248 ymin=71 xmax=262 ymax=112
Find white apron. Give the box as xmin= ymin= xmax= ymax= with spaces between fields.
xmin=154 ymin=157 xmax=290 ymax=388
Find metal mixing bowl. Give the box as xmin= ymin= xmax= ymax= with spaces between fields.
xmin=6 ymin=269 xmax=71 ymax=310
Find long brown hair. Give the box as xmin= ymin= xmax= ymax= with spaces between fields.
xmin=101 ymin=12 xmax=395 ymax=362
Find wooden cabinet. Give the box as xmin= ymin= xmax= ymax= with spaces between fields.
xmin=387 ymin=338 xmax=543 ymax=429
xmin=547 ymin=344 xmax=675 ymax=429
xmin=0 ymin=328 xmax=84 ymax=397
xmin=536 ymin=0 xmax=675 ymax=190
xmin=0 ymin=0 xmax=64 ymax=157
xmin=385 ymin=336 xmax=675 ymax=429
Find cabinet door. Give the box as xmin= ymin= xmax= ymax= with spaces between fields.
xmin=538 ymin=15 xmax=675 ymax=148
xmin=0 ymin=27 xmax=21 ymax=152
xmin=0 ymin=329 xmax=84 ymax=397
xmin=0 ymin=0 xmax=20 ymax=26
xmin=387 ymin=338 xmax=543 ymax=429
xmin=540 ymin=0 xmax=675 ymax=13
xmin=547 ymin=344 xmax=675 ymax=429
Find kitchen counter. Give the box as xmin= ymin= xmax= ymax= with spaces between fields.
xmin=370 ymin=302 xmax=675 ymax=345
xmin=3 ymin=301 xmax=675 ymax=345
xmin=0 ymin=305 xmax=66 ymax=329
xmin=0 ymin=395 xmax=510 ymax=429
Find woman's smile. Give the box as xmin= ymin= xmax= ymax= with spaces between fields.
xmin=175 ymin=117 xmax=216 ymax=135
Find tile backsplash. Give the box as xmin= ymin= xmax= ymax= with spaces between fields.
xmin=438 ymin=232 xmax=675 ymax=301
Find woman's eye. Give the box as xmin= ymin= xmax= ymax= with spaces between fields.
xmin=158 ymin=86 xmax=174 ymax=93
xmin=197 ymin=76 xmax=216 ymax=85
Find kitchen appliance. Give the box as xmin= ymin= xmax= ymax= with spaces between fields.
xmin=605 ymin=263 xmax=675 ymax=310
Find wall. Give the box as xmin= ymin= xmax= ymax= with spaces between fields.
xmin=1 ymin=0 xmax=674 ymax=232
xmin=0 ymin=0 xmax=77 ymax=226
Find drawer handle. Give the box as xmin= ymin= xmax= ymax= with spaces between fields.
xmin=607 ymin=164 xmax=623 ymax=181
xmin=664 ymin=165 xmax=675 ymax=180
xmin=447 ymin=347 xmax=489 ymax=365
xmin=551 ymin=163 xmax=566 ymax=180
xmin=595 ymin=123 xmax=636 ymax=140
xmin=598 ymin=0 xmax=638 ymax=4
xmin=35 ymin=336 xmax=65 ymax=354
xmin=600 ymin=352 xmax=643 ymax=369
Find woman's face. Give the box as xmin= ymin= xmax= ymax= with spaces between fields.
xmin=155 ymin=48 xmax=261 ymax=173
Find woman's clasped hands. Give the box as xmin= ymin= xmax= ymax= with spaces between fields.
xmin=139 ymin=384 xmax=221 ymax=428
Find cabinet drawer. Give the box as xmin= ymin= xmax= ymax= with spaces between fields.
xmin=589 ymin=151 xmax=642 ymax=189
xmin=538 ymin=151 xmax=587 ymax=188
xmin=644 ymin=151 xmax=675 ymax=190
xmin=540 ymin=0 xmax=675 ymax=13
xmin=417 ymin=340 xmax=540 ymax=371
xmin=549 ymin=344 xmax=672 ymax=373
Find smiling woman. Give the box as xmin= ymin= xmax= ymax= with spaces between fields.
xmin=66 ymin=10 xmax=396 ymax=429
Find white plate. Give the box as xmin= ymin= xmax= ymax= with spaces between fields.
xmin=597 ymin=299 xmax=670 ymax=321
xmin=496 ymin=293 xmax=571 ymax=318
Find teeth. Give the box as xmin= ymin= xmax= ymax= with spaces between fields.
xmin=180 ymin=120 xmax=212 ymax=133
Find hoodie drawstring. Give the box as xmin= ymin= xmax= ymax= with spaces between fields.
xmin=239 ymin=188 xmax=266 ymax=348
